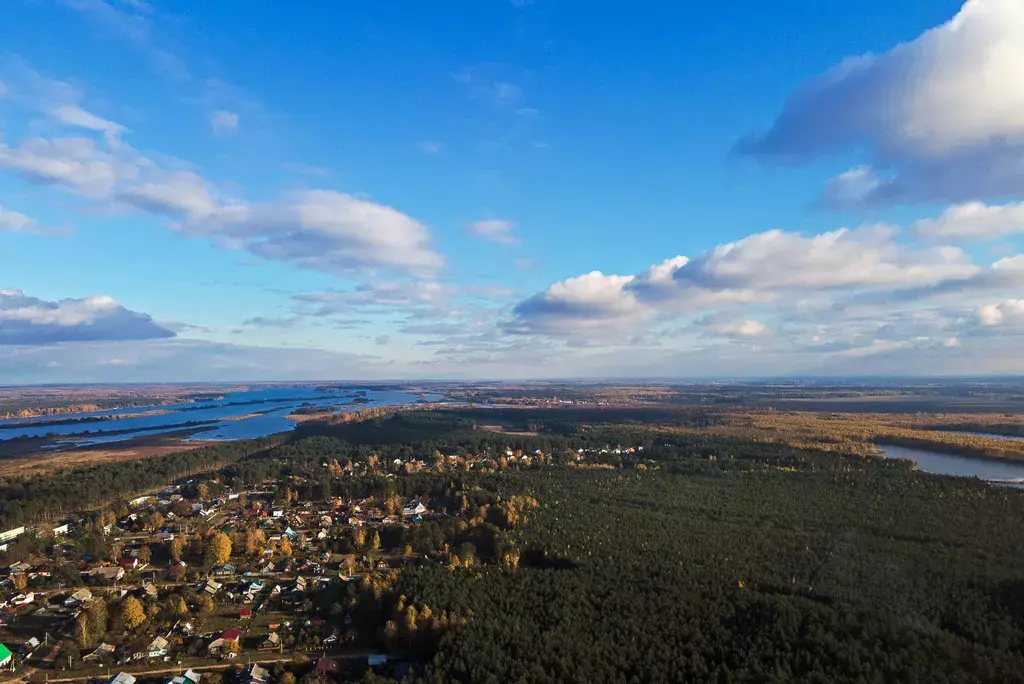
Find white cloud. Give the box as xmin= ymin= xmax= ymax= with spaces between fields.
xmin=469 ymin=220 xmax=519 ymax=245
xmin=0 ymin=205 xmax=37 ymax=233
xmin=58 ymin=0 xmax=189 ymax=80
xmin=742 ymin=0 xmax=1024 ymax=158
xmin=0 ymin=111 xmax=443 ymax=277
xmin=977 ymin=300 xmax=1024 ymax=326
xmin=817 ymin=166 xmax=883 ymax=209
xmin=453 ymin=67 xmax=522 ymax=106
xmin=417 ymin=141 xmax=442 ymax=154
xmin=915 ymin=201 xmax=1024 ymax=241
xmin=672 ymin=225 xmax=976 ymax=291
xmin=0 ymin=136 xmax=129 ymax=196
xmin=209 ymin=109 xmax=239 ymax=134
xmin=0 ymin=289 xmax=174 ymax=344
xmin=708 ymin=319 xmax=769 ymax=338
xmin=50 ymin=103 xmax=126 ymax=144
xmin=741 ymin=0 xmax=1024 ymax=205
xmin=506 ymin=223 xmax=1002 ymax=347
xmin=506 ymin=271 xmax=651 ymax=339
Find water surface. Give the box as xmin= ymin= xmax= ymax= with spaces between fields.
xmin=0 ymin=385 xmax=444 ymax=446
xmin=880 ymin=444 xmax=1024 ymax=483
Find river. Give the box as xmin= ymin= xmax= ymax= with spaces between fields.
xmin=880 ymin=444 xmax=1024 ymax=483
xmin=0 ymin=385 xmax=445 ymax=448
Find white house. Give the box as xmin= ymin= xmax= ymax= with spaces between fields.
xmin=402 ymin=502 xmax=427 ymax=516
xmin=165 ymin=669 xmax=201 ymax=684
xmin=146 ymin=636 xmax=169 ymax=658
xmin=0 ymin=527 xmax=25 ymax=544
xmin=66 ymin=588 xmax=93 ymax=607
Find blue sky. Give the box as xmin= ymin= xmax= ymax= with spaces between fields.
xmin=3 ymin=0 xmax=1024 ymax=382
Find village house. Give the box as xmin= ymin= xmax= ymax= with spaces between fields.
xmin=109 ymin=673 xmax=137 ymax=684
xmin=402 ymin=501 xmax=428 ymax=517
xmin=145 ymin=636 xmax=170 ymax=659
xmin=165 ymin=669 xmax=201 ymax=684
xmin=0 ymin=643 xmax=11 ymax=669
xmin=84 ymin=643 xmax=115 ymax=661
xmin=8 ymin=561 xmax=31 ymax=574
xmin=242 ymin=664 xmax=269 ymax=684
xmin=207 ymin=629 xmax=241 ymax=656
xmin=87 ymin=566 xmax=125 ymax=582
xmin=65 ymin=588 xmax=92 ymax=607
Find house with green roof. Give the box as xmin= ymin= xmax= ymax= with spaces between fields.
xmin=0 ymin=643 xmax=13 ymax=668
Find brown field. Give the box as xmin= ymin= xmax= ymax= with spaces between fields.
xmin=480 ymin=424 xmax=540 ymax=436
xmin=0 ymin=432 xmax=216 ymax=478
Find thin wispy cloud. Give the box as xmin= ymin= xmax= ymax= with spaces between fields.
xmin=209 ymin=109 xmax=239 ymax=135
xmin=469 ymin=220 xmax=520 ymax=245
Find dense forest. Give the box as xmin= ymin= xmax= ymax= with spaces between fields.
xmin=0 ymin=436 xmax=281 ymax=527
xmin=4 ymin=410 xmax=1024 ymax=681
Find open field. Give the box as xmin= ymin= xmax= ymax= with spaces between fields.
xmin=0 ymin=431 xmax=218 ymax=478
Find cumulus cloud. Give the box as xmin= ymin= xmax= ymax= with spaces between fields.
xmin=977 ymin=300 xmax=1024 ymax=326
xmin=469 ymin=220 xmax=519 ymax=245
xmin=672 ymin=225 xmax=976 ymax=291
xmin=915 ymin=201 xmax=1024 ymax=241
xmin=740 ymin=0 xmax=1024 ymax=205
xmin=506 ymin=224 xmax=1003 ymax=346
xmin=209 ymin=109 xmax=239 ymax=134
xmin=0 ymin=289 xmax=174 ymax=345
xmin=505 ymin=271 xmax=650 ymax=339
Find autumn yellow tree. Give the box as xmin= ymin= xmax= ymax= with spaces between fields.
xmin=385 ymin=491 xmax=401 ymax=515
xmin=121 ymin=596 xmax=146 ymax=630
xmin=169 ymin=537 xmax=185 ymax=562
xmin=75 ymin=612 xmax=91 ymax=649
xmin=279 ymin=536 xmax=293 ymax=557
xmin=86 ymin=598 xmax=108 ymax=642
xmin=245 ymin=527 xmax=267 ymax=556
xmin=168 ymin=595 xmax=189 ymax=616
xmin=196 ymin=483 xmax=210 ymax=500
xmin=197 ymin=594 xmax=215 ymax=615
xmin=11 ymin=573 xmax=27 ymax=592
xmin=370 ymin=530 xmax=381 ymax=552
xmin=206 ymin=532 xmax=232 ymax=566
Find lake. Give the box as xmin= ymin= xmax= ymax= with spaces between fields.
xmin=0 ymin=385 xmax=445 ymax=448
xmin=880 ymin=444 xmax=1024 ymax=483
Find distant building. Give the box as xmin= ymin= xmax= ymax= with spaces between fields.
xmin=109 ymin=673 xmax=137 ymax=684
xmin=0 ymin=527 xmax=25 ymax=544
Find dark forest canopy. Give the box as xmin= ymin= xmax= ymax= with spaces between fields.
xmin=2 ymin=409 xmax=1024 ymax=682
